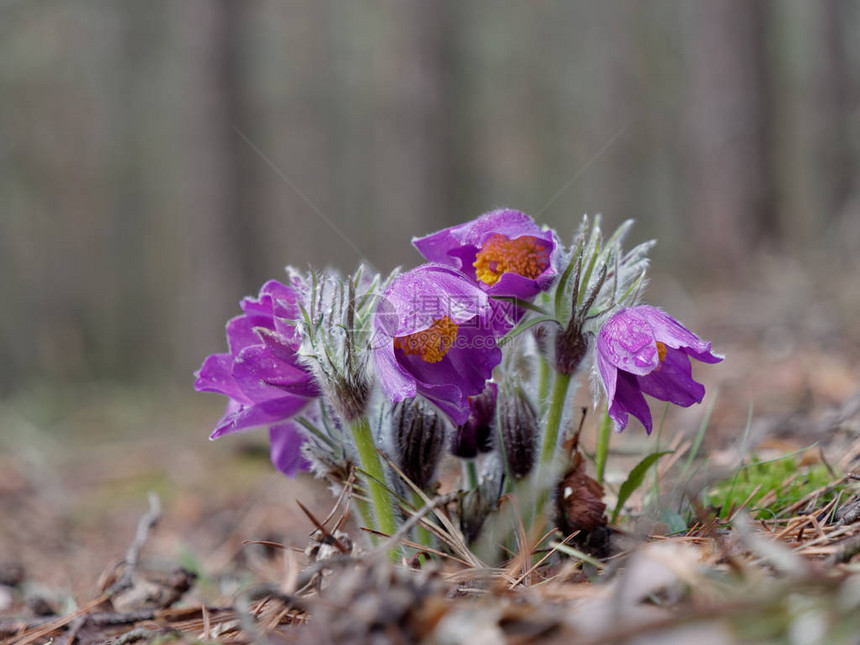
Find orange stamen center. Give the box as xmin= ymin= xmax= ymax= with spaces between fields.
xmin=656 ymin=341 xmax=667 ymax=363
xmin=393 ymin=315 xmax=459 ymax=364
xmin=473 ymin=234 xmax=550 ymax=286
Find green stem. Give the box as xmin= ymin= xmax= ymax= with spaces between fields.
xmin=412 ymin=490 xmax=433 ymax=547
xmin=540 ymin=372 xmax=572 ymax=467
xmin=532 ymin=372 xmax=573 ymax=529
xmin=595 ymin=406 xmax=611 ymax=486
xmin=353 ymin=496 xmax=376 ymax=538
xmin=537 ymin=357 xmax=551 ymax=408
xmin=349 ymin=416 xmax=398 ymax=546
xmin=463 ymin=459 xmax=479 ymax=491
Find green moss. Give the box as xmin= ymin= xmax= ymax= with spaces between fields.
xmin=706 ymin=454 xmax=843 ymax=520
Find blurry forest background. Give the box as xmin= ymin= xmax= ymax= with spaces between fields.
xmin=2 ymin=0 xmax=860 ymax=394
xmin=3 ymin=0 xmax=860 ymax=606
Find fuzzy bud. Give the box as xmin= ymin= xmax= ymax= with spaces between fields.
xmin=391 ymin=398 xmax=448 ymax=489
xmin=327 ymin=366 xmax=372 ymax=422
xmin=554 ymin=322 xmax=589 ymax=375
xmin=497 ymin=384 xmax=538 ymax=479
xmin=296 ymin=267 xmax=379 ymax=422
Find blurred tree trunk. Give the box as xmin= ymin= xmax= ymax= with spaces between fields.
xmin=163 ymin=0 xmax=246 ymax=378
xmin=323 ymin=0 xmax=453 ymax=269
xmin=682 ymin=0 xmax=776 ymax=276
xmin=111 ymin=1 xmax=161 ymax=379
xmin=369 ymin=0 xmax=453 ymax=263
xmin=222 ymin=0 xmax=259 ymax=289
xmin=818 ymin=0 xmax=852 ymax=227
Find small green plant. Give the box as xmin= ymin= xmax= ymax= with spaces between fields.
xmin=706 ymin=452 xmax=842 ymax=520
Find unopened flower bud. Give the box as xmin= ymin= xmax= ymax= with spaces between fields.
xmin=391 ymin=398 xmax=448 ymax=489
xmin=297 ymin=268 xmax=377 ymax=422
xmin=497 ymin=384 xmax=538 ymax=479
xmin=451 ymin=383 xmax=497 ymax=459
xmin=327 ymin=367 xmax=372 ymax=422
xmin=554 ymin=322 xmax=588 ymax=375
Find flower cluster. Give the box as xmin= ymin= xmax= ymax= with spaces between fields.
xmin=195 ymin=209 xmax=722 ymax=551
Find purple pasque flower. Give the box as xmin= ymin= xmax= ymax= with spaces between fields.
xmin=372 ymin=265 xmax=503 ymax=425
xmin=596 ymin=305 xmax=723 ymax=433
xmin=412 ymin=209 xmax=558 ymax=300
xmin=194 ymin=279 xmax=319 ymax=475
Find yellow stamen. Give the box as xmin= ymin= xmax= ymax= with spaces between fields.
xmin=656 ymin=341 xmax=667 ymax=363
xmin=393 ymin=316 xmax=459 ymax=363
xmin=473 ymin=234 xmax=550 ymax=286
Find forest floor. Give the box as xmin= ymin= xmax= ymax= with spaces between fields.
xmin=2 ymin=255 xmax=860 ymax=644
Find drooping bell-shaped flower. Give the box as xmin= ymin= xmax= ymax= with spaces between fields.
xmin=596 ymin=305 xmax=723 ymax=433
xmin=372 ymin=264 xmax=503 ymax=425
xmin=194 ymin=279 xmax=319 ymax=475
xmin=412 ymin=209 xmax=558 ymax=301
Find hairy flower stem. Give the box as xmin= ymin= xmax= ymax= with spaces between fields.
xmin=595 ymin=406 xmax=612 ymax=486
xmin=537 ymin=357 xmax=551 ymax=407
xmin=540 ymin=372 xmax=572 ymax=468
xmin=463 ymin=459 xmax=479 ymax=491
xmin=353 ymin=497 xmax=376 ymax=541
xmin=412 ymin=491 xmax=434 ymax=547
xmin=531 ymin=372 xmax=572 ymax=525
xmin=349 ymin=417 xmax=398 ymax=555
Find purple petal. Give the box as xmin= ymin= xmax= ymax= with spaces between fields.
xmin=232 ymin=345 xmax=318 ymax=401
xmin=195 ymin=353 xmax=249 ymax=403
xmin=210 ymin=396 xmax=311 ymax=439
xmin=239 ymin=293 xmax=275 ymax=328
xmin=260 ymin=279 xmax=303 ymax=337
xmin=373 ymin=342 xmax=418 ymax=403
xmin=212 ymin=399 xmax=243 ymax=433
xmin=225 ymin=315 xmax=261 ymax=355
xmin=256 ymin=326 xmax=304 ymax=361
xmin=637 ymin=347 xmax=705 ymax=407
xmin=417 ymin=382 xmax=472 ymax=425
xmin=487 ymin=274 xmax=541 ymax=301
xmin=470 ymin=209 xmax=555 ymax=246
xmin=597 ymin=307 xmax=660 ymax=375
xmin=382 ymin=265 xmax=490 ymax=335
xmin=596 ymin=349 xmax=618 ymax=411
xmin=685 ymin=345 xmax=724 ymax=364
xmin=637 ymin=306 xmax=723 ymax=363
xmin=412 ymin=228 xmax=463 ymax=267
xmin=398 ymin=325 xmax=499 ymax=397
xmin=451 ymin=382 xmax=498 ymax=458
xmin=269 ymin=422 xmax=311 ymax=476
xmin=610 ymin=370 xmax=653 ymax=433
xmin=414 ymin=209 xmax=552 ymax=253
